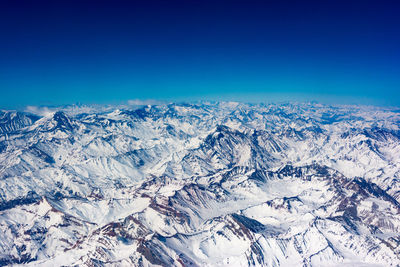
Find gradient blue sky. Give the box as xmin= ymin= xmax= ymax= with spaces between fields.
xmin=1 ymin=0 xmax=399 ymax=108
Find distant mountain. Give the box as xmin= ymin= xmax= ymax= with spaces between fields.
xmin=0 ymin=102 xmax=399 ymax=266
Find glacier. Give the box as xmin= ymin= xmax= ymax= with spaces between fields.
xmin=0 ymin=102 xmax=399 ymax=266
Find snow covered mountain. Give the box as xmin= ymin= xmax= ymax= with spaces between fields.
xmin=0 ymin=102 xmax=399 ymax=266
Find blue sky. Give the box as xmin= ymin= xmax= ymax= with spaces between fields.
xmin=1 ymin=0 xmax=399 ymax=108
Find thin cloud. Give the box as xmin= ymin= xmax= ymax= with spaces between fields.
xmin=127 ymin=99 xmax=163 ymax=106
xmin=25 ymin=106 xmax=56 ymax=116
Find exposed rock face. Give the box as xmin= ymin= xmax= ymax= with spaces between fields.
xmin=0 ymin=102 xmax=400 ymax=266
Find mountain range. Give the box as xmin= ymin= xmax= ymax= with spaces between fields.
xmin=0 ymin=102 xmax=399 ymax=266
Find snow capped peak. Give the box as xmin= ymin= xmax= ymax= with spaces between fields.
xmin=52 ymin=111 xmax=74 ymax=129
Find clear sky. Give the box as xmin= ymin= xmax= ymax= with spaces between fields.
xmin=1 ymin=0 xmax=399 ymax=108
